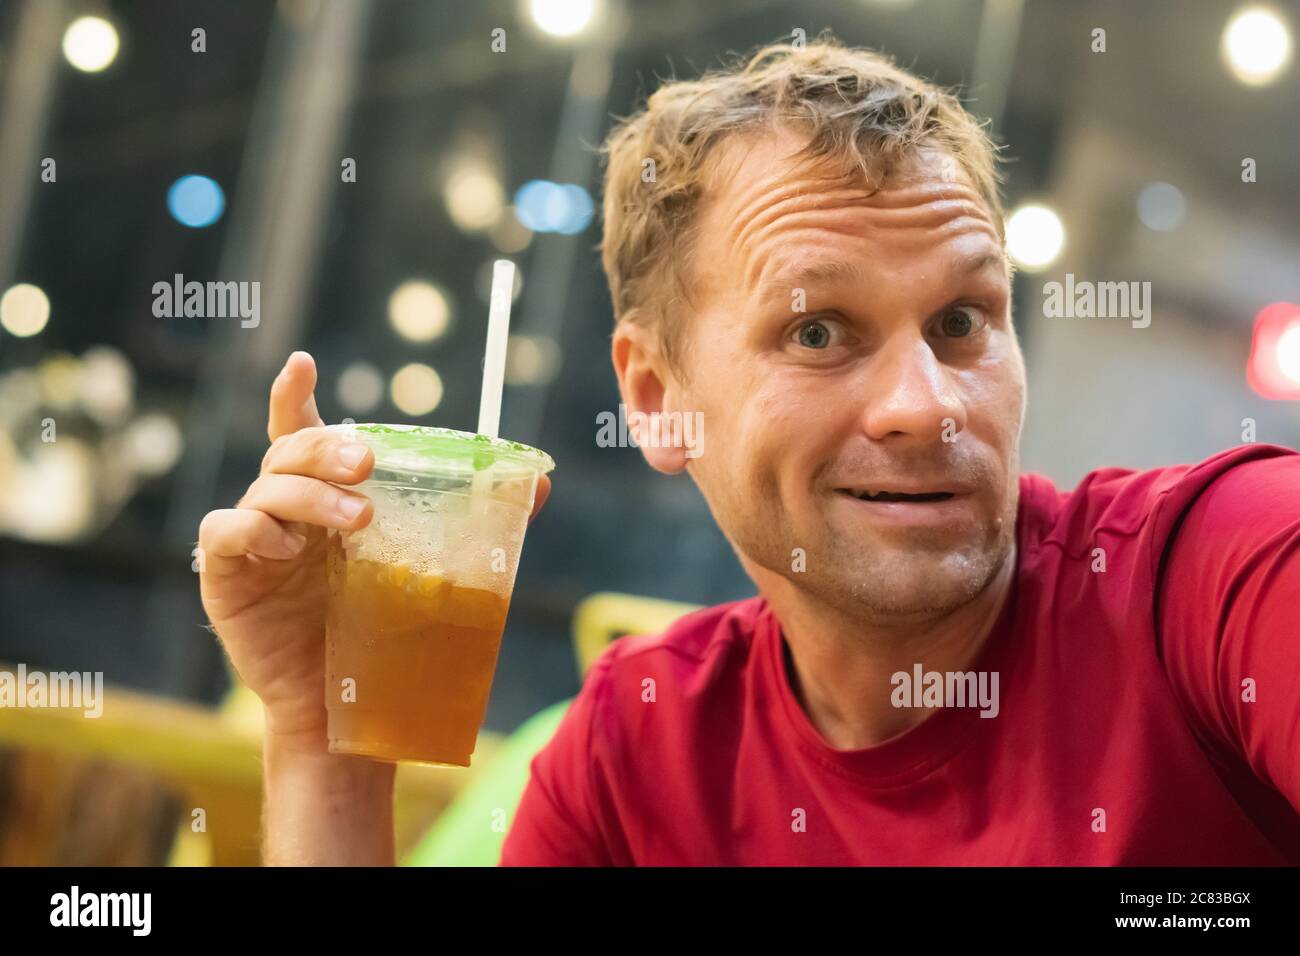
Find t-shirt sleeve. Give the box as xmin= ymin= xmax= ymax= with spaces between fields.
xmin=1156 ymin=452 xmax=1300 ymax=812
xmin=499 ymin=656 xmax=615 ymax=866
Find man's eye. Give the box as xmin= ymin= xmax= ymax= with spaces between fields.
xmin=937 ymin=307 xmax=986 ymax=338
xmin=793 ymin=318 xmax=836 ymax=349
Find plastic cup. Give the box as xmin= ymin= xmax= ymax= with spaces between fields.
xmin=322 ymin=423 xmax=555 ymax=766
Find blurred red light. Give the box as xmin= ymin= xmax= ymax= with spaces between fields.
xmin=1247 ymin=302 xmax=1300 ymax=400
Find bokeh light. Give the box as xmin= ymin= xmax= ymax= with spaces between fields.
xmin=489 ymin=208 xmax=534 ymax=253
xmin=1277 ymin=324 xmax=1300 ymax=383
xmin=124 ymin=413 xmax=184 ymax=476
xmin=513 ymin=180 xmax=594 ymax=234
xmin=444 ymin=162 xmax=505 ymax=232
xmin=505 ymin=334 xmax=563 ymax=386
xmin=1137 ymin=182 xmax=1187 ymax=232
xmin=0 ymin=283 xmax=51 ymax=337
xmin=1005 ymin=203 xmax=1065 ymax=271
xmin=390 ymin=363 xmax=444 ymax=416
xmin=1222 ymin=6 xmax=1292 ymax=86
xmin=39 ymin=353 xmax=81 ymax=410
xmin=62 ymin=16 xmax=120 ymax=73
xmin=6 ymin=439 xmax=96 ymax=542
xmin=387 ymin=280 xmax=451 ymax=342
xmin=168 ymin=175 xmax=226 ymax=228
xmin=79 ymin=346 xmax=135 ymax=425
xmin=528 ymin=0 xmax=597 ymax=37
xmin=336 ymin=362 xmax=385 ymax=414
xmin=1248 ymin=302 xmax=1300 ymax=399
xmin=0 ymin=368 xmax=42 ymax=421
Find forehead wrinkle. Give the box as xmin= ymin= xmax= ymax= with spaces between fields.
xmin=726 ymin=180 xmax=874 ymax=261
xmin=726 ymin=170 xmax=988 ymax=250
xmin=727 ymin=179 xmax=998 ymax=292
xmin=741 ymin=203 xmax=999 ymax=296
xmin=735 ymin=195 xmax=886 ymax=291
xmin=743 ymin=221 xmax=869 ymax=295
xmin=718 ymin=169 xmax=870 ymax=264
xmin=864 ymin=179 xmax=986 ymax=209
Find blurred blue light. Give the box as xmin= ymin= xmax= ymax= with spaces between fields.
xmin=168 ymin=175 xmax=225 ymax=228
xmin=512 ymin=179 xmax=594 ymax=234
xmin=514 ymin=180 xmax=556 ymax=231
xmin=555 ymin=183 xmax=594 ymax=234
xmin=1136 ymin=181 xmax=1186 ymax=232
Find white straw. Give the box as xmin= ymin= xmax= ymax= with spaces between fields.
xmin=471 ymin=260 xmax=515 ymax=517
xmin=477 ymin=259 xmax=515 ymax=439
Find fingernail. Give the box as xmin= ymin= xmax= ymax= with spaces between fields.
xmin=338 ymin=443 xmax=368 ymax=469
xmin=281 ymin=531 xmax=307 ymax=555
xmin=337 ymin=495 xmax=366 ymax=520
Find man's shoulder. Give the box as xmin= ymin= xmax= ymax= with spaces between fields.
xmin=1019 ymin=444 xmax=1299 ymax=555
xmin=506 ymin=597 xmax=773 ymax=865
xmin=581 ymin=595 xmax=769 ymax=705
xmin=593 ymin=594 xmax=767 ymax=671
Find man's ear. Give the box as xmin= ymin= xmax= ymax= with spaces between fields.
xmin=611 ymin=321 xmax=690 ymax=475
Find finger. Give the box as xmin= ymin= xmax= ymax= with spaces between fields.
xmin=199 ymin=508 xmax=307 ymax=563
xmin=261 ymin=425 xmax=374 ymax=484
xmin=268 ymin=351 xmax=325 ymax=442
xmin=528 ymin=474 xmax=551 ymax=523
xmin=238 ymin=474 xmax=373 ymax=531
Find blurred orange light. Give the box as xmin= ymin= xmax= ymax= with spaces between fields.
xmin=1247 ymin=302 xmax=1300 ymax=399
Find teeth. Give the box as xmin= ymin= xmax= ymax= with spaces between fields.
xmin=848 ymin=489 xmax=954 ymax=502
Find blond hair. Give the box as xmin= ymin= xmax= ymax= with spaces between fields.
xmin=598 ymin=36 xmax=1004 ymax=366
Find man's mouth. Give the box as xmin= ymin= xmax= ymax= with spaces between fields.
xmin=840 ymin=489 xmax=956 ymax=503
xmin=832 ymin=484 xmax=974 ymax=529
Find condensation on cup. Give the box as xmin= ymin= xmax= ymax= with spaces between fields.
xmin=323 ymin=423 xmax=555 ymax=766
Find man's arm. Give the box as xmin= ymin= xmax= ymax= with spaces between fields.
xmin=1156 ymin=452 xmax=1300 ymax=812
xmin=262 ymin=731 xmax=396 ymax=866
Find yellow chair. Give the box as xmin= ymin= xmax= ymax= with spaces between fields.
xmin=0 ymin=664 xmax=500 ymax=865
xmin=570 ymin=592 xmax=703 ymax=678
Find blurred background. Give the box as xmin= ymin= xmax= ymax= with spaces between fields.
xmin=0 ymin=0 xmax=1296 ymax=864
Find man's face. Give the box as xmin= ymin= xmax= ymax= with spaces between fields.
xmin=674 ymin=128 xmax=1025 ymax=622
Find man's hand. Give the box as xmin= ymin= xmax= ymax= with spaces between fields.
xmin=197 ymin=351 xmax=550 ymax=864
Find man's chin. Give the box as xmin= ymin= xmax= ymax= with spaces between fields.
xmin=806 ymin=542 xmax=1008 ymax=622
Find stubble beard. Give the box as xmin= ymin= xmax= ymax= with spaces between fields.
xmin=811 ymin=512 xmax=1017 ymax=623
xmin=730 ymin=482 xmax=1020 ymax=627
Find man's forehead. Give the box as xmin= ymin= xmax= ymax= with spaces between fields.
xmin=698 ymin=127 xmax=982 ymax=226
xmin=690 ymin=131 xmax=1001 ymax=299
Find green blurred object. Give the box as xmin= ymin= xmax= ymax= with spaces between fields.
xmin=401 ymin=698 xmax=571 ymax=867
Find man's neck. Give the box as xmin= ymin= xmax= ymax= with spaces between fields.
xmin=753 ymin=546 xmax=1017 ymax=750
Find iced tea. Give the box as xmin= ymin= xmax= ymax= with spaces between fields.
xmin=325 ymin=533 xmax=512 ymax=766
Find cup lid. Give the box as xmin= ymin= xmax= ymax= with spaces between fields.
xmin=328 ymin=423 xmax=555 ymax=475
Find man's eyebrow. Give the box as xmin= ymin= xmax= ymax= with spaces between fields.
xmin=951 ymin=250 xmax=1008 ymax=278
xmin=751 ymin=249 xmax=1006 ymax=300
xmin=751 ymin=259 xmax=872 ymax=299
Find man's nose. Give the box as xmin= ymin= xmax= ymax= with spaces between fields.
xmin=858 ymin=334 xmax=967 ymax=443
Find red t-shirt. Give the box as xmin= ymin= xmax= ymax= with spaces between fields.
xmin=501 ymin=445 xmax=1300 ymax=865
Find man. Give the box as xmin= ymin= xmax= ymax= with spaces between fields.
xmin=198 ymin=39 xmax=1299 ymax=865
